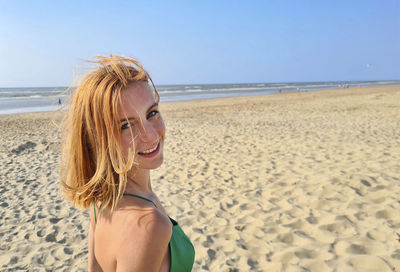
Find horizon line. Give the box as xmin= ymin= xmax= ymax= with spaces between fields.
xmin=1 ymin=79 xmax=400 ymax=89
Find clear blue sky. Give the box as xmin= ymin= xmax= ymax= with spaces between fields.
xmin=0 ymin=0 xmax=399 ymax=87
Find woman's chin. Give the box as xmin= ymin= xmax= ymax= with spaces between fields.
xmin=136 ymin=155 xmax=164 ymax=170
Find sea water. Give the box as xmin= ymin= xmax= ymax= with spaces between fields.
xmin=0 ymin=81 xmax=399 ymax=114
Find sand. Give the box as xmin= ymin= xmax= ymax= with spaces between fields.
xmin=0 ymin=85 xmax=399 ymax=271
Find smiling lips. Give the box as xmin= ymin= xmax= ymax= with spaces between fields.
xmin=138 ymin=142 xmax=160 ymax=157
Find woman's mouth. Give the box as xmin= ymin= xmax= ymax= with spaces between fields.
xmin=138 ymin=143 xmax=160 ymax=158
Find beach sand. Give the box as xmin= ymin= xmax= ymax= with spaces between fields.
xmin=1 ymin=85 xmax=399 ymax=271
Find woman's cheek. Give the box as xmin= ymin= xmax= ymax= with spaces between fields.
xmin=121 ymin=134 xmax=134 ymax=156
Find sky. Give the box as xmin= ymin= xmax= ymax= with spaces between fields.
xmin=0 ymin=0 xmax=399 ymax=87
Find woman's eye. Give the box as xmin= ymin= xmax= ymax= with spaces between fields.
xmin=148 ymin=110 xmax=159 ymax=119
xmin=121 ymin=122 xmax=132 ymax=130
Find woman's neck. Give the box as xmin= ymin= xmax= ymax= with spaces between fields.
xmin=125 ymin=168 xmax=153 ymax=194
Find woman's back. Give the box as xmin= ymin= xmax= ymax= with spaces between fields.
xmin=91 ymin=195 xmax=172 ymax=271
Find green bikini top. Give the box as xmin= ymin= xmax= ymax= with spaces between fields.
xmin=93 ymin=193 xmax=195 ymax=272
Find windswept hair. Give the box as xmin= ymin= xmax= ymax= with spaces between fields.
xmin=60 ymin=55 xmax=159 ymax=211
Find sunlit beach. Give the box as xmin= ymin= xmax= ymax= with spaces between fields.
xmin=1 ymin=1 xmax=399 ymax=271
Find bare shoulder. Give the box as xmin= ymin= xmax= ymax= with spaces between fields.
xmin=114 ymin=209 xmax=172 ymax=271
xmin=126 ymin=208 xmax=172 ymax=238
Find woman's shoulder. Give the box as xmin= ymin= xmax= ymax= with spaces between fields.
xmin=93 ymin=203 xmax=172 ymax=270
xmin=119 ymin=207 xmax=172 ymax=241
xmin=97 ymin=200 xmax=172 ymax=242
xmin=113 ymin=208 xmax=172 ymax=270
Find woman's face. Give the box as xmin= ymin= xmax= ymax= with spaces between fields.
xmin=118 ymin=81 xmax=165 ymax=170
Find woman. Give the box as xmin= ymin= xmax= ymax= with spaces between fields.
xmin=60 ymin=55 xmax=195 ymax=271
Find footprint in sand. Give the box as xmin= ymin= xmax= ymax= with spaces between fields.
xmin=10 ymin=141 xmax=37 ymax=155
xmin=36 ymin=229 xmax=45 ymax=238
xmin=294 ymin=248 xmax=318 ymax=259
xmin=49 ymin=217 xmax=62 ymax=224
xmin=347 ymin=255 xmax=393 ymax=271
xmin=45 ymin=232 xmax=58 ymax=243
xmin=306 ymin=215 xmax=318 ymax=224
xmin=275 ymin=233 xmax=294 ymax=244
xmin=334 ymin=240 xmax=378 ymax=256
xmin=375 ymin=209 xmax=396 ymax=220
xmin=63 ymin=247 xmax=73 ymax=255
xmin=391 ymin=249 xmax=400 ymax=260
xmin=346 ymin=244 xmax=367 ymax=254
xmin=319 ymin=217 xmax=355 ymax=236
xmin=366 ymin=229 xmax=392 ymax=242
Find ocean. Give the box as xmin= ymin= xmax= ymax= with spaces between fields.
xmin=0 ymin=80 xmax=399 ymax=115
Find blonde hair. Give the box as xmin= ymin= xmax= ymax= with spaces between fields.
xmin=60 ymin=55 xmax=159 ymax=211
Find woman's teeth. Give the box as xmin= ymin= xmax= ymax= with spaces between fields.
xmin=139 ymin=144 xmax=158 ymax=154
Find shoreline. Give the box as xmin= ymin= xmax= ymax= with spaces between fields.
xmin=1 ymin=85 xmax=399 ymax=271
xmin=1 ymin=83 xmax=399 ymax=115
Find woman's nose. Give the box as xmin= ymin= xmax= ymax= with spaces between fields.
xmin=138 ymin=120 xmax=158 ymax=142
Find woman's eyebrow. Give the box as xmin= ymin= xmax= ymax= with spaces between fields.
xmin=147 ymin=102 xmax=158 ymax=112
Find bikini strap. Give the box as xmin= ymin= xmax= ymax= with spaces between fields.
xmin=93 ymin=204 xmax=97 ymax=225
xmin=123 ymin=193 xmax=158 ymax=208
xmin=93 ymin=203 xmax=103 ymax=226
